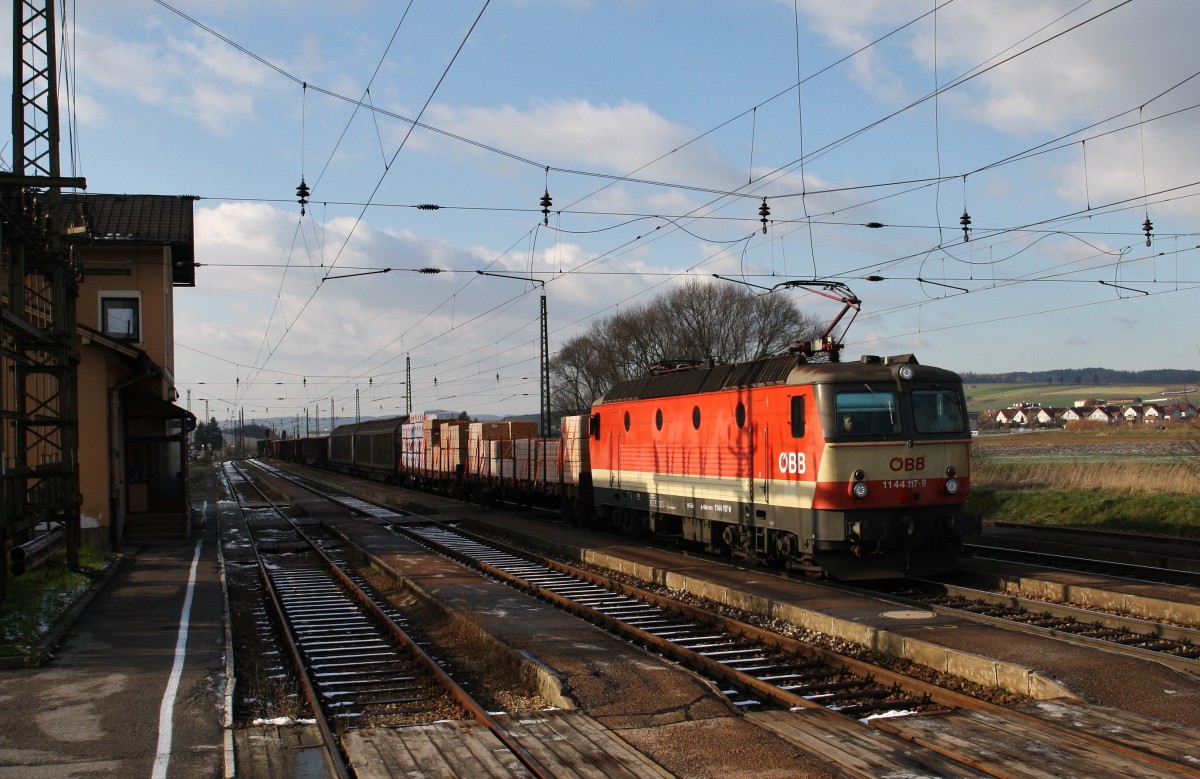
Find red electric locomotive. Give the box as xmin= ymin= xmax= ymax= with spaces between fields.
xmin=587 ymin=351 xmax=978 ymax=579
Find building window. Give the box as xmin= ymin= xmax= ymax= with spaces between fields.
xmin=101 ymin=295 xmax=141 ymax=341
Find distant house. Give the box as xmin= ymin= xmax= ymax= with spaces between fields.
xmin=1121 ymin=406 xmax=1143 ymax=423
xmin=1086 ymin=405 xmax=1121 ymax=424
xmin=1164 ymin=403 xmax=1197 ymax=422
xmin=1140 ymin=404 xmax=1164 ymax=423
xmin=994 ymin=408 xmax=1021 ymax=425
xmin=1031 ymin=407 xmax=1063 ymax=426
xmin=1060 ymin=407 xmax=1090 ymax=423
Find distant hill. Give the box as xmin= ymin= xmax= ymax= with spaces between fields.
xmin=960 ymin=368 xmax=1199 ymax=386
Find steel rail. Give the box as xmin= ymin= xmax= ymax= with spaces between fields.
xmin=220 ymin=463 xmax=353 ymax=779
xmin=965 ymin=541 xmax=1200 ymax=586
xmin=231 ymin=461 xmax=557 ymax=779
xmin=896 ymin=579 xmax=1200 ymax=677
xmin=395 ymin=522 xmax=948 ymax=714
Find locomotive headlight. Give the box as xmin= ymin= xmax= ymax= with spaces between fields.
xmin=853 ymin=469 xmax=866 ymax=482
xmin=945 ymin=466 xmax=956 ymax=478
xmin=898 ymin=364 xmax=915 ymax=381
xmin=851 ymin=480 xmax=869 ymax=499
xmin=945 ymin=477 xmax=960 ymax=495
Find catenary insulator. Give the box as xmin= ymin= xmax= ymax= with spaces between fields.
xmin=540 ymin=190 xmax=552 ymax=225
xmin=1142 ymin=217 xmax=1153 ymax=247
xmin=758 ymin=198 xmax=770 ymax=234
xmin=296 ymin=178 xmax=311 ymax=216
xmin=960 ymin=210 xmax=972 ymax=241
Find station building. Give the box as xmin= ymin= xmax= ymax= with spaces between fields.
xmin=70 ymin=193 xmax=197 ymax=547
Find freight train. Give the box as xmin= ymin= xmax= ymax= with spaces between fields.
xmin=267 ymin=351 xmax=979 ymax=580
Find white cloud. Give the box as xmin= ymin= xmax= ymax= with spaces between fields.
xmin=75 ymin=23 xmax=285 ymax=134
xmin=419 ymin=99 xmax=740 ymax=185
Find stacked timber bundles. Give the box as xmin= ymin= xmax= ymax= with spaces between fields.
xmin=436 ymin=420 xmax=469 ymax=474
xmin=417 ymin=412 xmax=452 ymax=475
xmin=467 ymin=421 xmax=537 ymax=478
xmin=532 ymin=438 xmax=561 ymax=484
xmin=560 ymin=415 xmax=590 ymax=485
xmin=510 ymin=438 xmax=532 ymax=481
xmin=491 ymin=439 xmax=516 ymax=480
xmin=468 ymin=422 xmax=535 ymax=477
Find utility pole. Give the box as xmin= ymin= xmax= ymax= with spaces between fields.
xmin=1 ymin=0 xmax=89 ymax=596
xmin=475 ymin=272 xmax=551 ymax=436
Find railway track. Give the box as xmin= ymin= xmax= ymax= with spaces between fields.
xmin=254 ymin=461 xmax=968 ymax=719
xmin=252 ymin=459 xmax=1200 ymax=778
xmin=220 ymin=462 xmax=554 ymax=779
xmin=865 ymin=578 xmax=1200 ymax=677
xmin=401 ymin=523 xmax=942 ymax=718
xmin=966 ymin=522 xmax=1200 ymax=586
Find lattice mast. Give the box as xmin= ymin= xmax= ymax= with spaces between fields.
xmin=2 ymin=0 xmax=87 ymax=594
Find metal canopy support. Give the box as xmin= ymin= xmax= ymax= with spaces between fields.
xmin=2 ymin=0 xmax=84 ymax=598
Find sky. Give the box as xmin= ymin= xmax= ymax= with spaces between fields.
xmin=6 ymin=0 xmax=1199 ymax=428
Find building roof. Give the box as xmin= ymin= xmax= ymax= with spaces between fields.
xmin=63 ymin=193 xmax=197 ymax=286
xmin=64 ymin=193 xmax=196 ymax=244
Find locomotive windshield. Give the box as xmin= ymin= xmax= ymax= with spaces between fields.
xmin=835 ymin=390 xmax=901 ymax=435
xmin=833 ymin=386 xmax=966 ymax=436
xmin=912 ymin=389 xmax=965 ymax=433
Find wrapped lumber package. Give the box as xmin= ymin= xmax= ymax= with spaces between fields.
xmin=436 ymin=421 xmax=468 ymax=473
xmin=491 ymin=440 xmax=515 ymax=479
xmin=533 ymin=438 xmax=561 ymax=484
xmin=560 ymin=415 xmax=590 ymax=485
xmin=466 ymin=424 xmax=490 ymax=478
xmin=511 ymin=438 xmax=533 ymax=481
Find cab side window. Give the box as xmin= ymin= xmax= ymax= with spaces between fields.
xmin=790 ymin=396 xmax=805 ymax=438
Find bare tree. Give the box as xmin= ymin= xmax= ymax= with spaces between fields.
xmin=550 ymin=278 xmax=821 ymax=412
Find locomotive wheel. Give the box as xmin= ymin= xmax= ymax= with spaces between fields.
xmin=773 ymin=531 xmax=799 ymax=563
xmin=721 ymin=524 xmax=751 ymax=556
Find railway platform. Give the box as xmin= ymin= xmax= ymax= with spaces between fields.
xmin=0 ymin=476 xmax=228 ymax=778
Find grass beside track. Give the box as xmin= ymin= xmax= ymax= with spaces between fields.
xmin=967 ymin=489 xmax=1200 ymax=539
xmin=969 ymin=425 xmax=1200 ymax=536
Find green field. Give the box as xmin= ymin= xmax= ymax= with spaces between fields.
xmin=964 ymin=382 xmax=1196 ymax=413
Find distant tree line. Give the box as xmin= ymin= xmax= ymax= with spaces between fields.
xmin=961 ymin=368 xmax=1200 ymax=386
xmin=550 ymin=278 xmax=822 ymax=415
